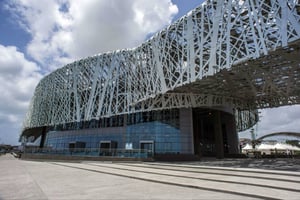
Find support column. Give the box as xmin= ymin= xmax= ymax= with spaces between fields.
xmin=179 ymin=108 xmax=194 ymax=154
xmin=226 ymin=114 xmax=239 ymax=154
xmin=39 ymin=126 xmax=47 ymax=148
xmin=214 ymin=111 xmax=224 ymax=159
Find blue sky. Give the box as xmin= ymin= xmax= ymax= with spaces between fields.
xmin=0 ymin=0 xmax=299 ymax=145
xmin=0 ymin=0 xmax=203 ymax=63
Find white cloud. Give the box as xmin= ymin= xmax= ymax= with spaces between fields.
xmin=239 ymin=105 xmax=300 ymax=139
xmin=6 ymin=0 xmax=178 ymax=71
xmin=0 ymin=44 xmax=42 ymax=144
xmin=1 ymin=0 xmax=178 ymax=144
xmin=258 ymin=105 xmax=300 ymax=134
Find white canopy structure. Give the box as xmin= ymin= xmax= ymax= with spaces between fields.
xmin=257 ymin=144 xmax=275 ymax=150
xmin=274 ymin=143 xmax=300 ymax=151
xmin=255 ymin=143 xmax=300 ymax=155
xmin=242 ymin=143 xmax=253 ymax=154
xmin=242 ymin=143 xmax=253 ymax=150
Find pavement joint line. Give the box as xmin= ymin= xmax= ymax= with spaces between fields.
xmin=21 ymin=164 xmax=49 ymax=200
xmin=130 ymin=162 xmax=300 ymax=177
xmin=117 ymin=163 xmax=300 ymax=184
xmin=0 ymin=156 xmax=49 ymax=200
xmin=145 ymin=162 xmax=300 ymax=177
xmin=51 ymin=162 xmax=280 ymax=200
xmin=88 ymin=163 xmax=300 ymax=193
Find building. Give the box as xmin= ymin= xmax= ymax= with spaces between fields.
xmin=21 ymin=0 xmax=300 ymax=159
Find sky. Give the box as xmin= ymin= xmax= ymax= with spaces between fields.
xmin=0 ymin=0 xmax=299 ymax=145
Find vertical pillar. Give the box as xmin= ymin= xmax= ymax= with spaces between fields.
xmin=214 ymin=111 xmax=224 ymax=159
xmin=123 ymin=114 xmax=127 ymax=149
xmin=179 ymin=108 xmax=194 ymax=154
xmin=39 ymin=126 xmax=47 ymax=148
xmin=226 ymin=114 xmax=239 ymax=154
xmin=191 ymin=109 xmax=202 ymax=157
xmin=198 ymin=119 xmax=203 ymax=158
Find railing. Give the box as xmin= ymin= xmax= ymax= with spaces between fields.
xmin=23 ymin=147 xmax=154 ymax=158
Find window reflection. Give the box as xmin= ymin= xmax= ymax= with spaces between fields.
xmin=45 ymin=108 xmax=190 ymax=154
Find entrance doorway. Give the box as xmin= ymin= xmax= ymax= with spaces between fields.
xmin=140 ymin=140 xmax=154 ymax=156
xmin=68 ymin=141 xmax=86 ymax=153
xmin=99 ymin=140 xmax=117 ymax=156
xmin=193 ymin=108 xmax=236 ymax=158
xmin=193 ymin=109 xmax=216 ymax=157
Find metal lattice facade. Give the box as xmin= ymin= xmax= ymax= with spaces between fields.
xmin=23 ymin=0 xmax=300 ymax=135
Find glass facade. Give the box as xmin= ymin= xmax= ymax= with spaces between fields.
xmin=43 ymin=107 xmax=239 ymax=157
xmin=45 ymin=108 xmax=192 ymax=154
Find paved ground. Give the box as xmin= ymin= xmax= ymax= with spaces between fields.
xmin=177 ymin=158 xmax=300 ymax=172
xmin=0 ymin=154 xmax=300 ymax=200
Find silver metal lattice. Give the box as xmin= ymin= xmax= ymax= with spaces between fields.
xmin=23 ymin=0 xmax=300 ymax=133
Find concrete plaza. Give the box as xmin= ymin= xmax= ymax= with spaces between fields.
xmin=0 ymin=154 xmax=300 ymax=199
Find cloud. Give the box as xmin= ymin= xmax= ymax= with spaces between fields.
xmin=258 ymin=105 xmax=300 ymax=134
xmin=1 ymin=0 xmax=178 ymax=144
xmin=6 ymin=0 xmax=178 ymax=71
xmin=0 ymin=44 xmax=42 ymax=144
xmin=239 ymin=105 xmax=300 ymax=139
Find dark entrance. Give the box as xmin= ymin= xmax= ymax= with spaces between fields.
xmin=193 ymin=108 xmax=238 ymax=158
xmin=69 ymin=141 xmax=86 ymax=153
xmin=99 ymin=141 xmax=117 ymax=156
xmin=193 ymin=109 xmax=216 ymax=157
xmin=140 ymin=140 xmax=154 ymax=156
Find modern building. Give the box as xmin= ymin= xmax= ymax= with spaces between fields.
xmin=21 ymin=0 xmax=300 ymax=158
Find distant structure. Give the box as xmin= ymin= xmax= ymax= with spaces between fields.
xmin=21 ymin=0 xmax=300 ymax=158
xmin=257 ymin=132 xmax=300 ymax=141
